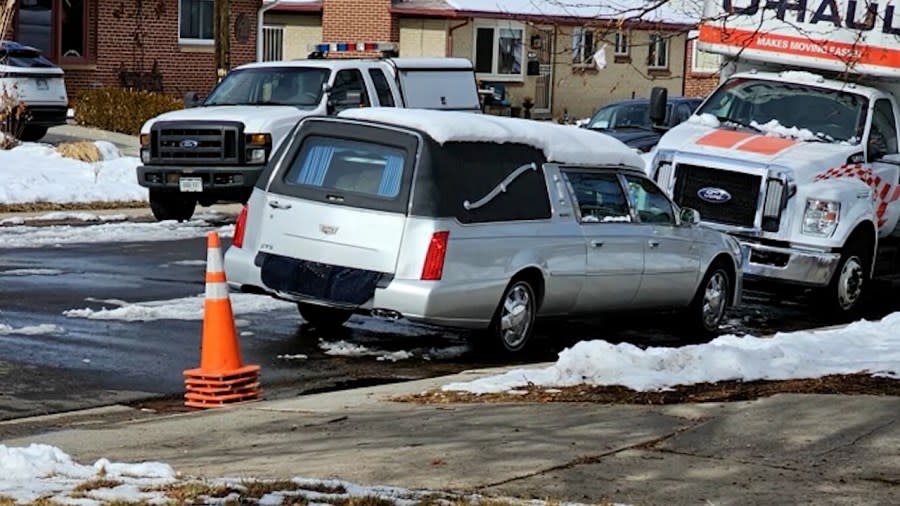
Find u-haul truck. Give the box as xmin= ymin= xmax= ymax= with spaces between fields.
xmin=649 ymin=0 xmax=900 ymax=317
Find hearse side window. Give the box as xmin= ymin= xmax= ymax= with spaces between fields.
xmin=623 ymin=175 xmax=675 ymax=225
xmin=562 ymin=171 xmax=632 ymax=223
xmin=283 ymin=136 xmax=406 ymax=199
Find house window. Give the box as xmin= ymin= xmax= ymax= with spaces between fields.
xmin=648 ymin=33 xmax=668 ymax=69
xmin=474 ymin=22 xmax=524 ymax=80
xmin=614 ymin=31 xmax=628 ymax=56
xmin=262 ymin=25 xmax=284 ymax=61
xmin=179 ymin=0 xmax=214 ymax=43
xmin=16 ymin=0 xmax=91 ymax=63
xmin=689 ymin=31 xmax=721 ymax=74
xmin=572 ymin=27 xmax=594 ymax=65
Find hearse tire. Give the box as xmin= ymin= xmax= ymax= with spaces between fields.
xmin=482 ymin=279 xmax=538 ymax=356
xmin=682 ymin=263 xmax=731 ymax=343
xmin=149 ymin=190 xmax=196 ymax=222
xmin=298 ymin=303 xmax=352 ymax=328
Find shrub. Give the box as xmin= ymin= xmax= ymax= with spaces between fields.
xmin=75 ymin=88 xmax=183 ymax=136
xmin=0 ymin=85 xmax=28 ymax=149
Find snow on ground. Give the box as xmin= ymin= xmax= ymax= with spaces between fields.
xmin=0 ymin=268 xmax=63 ymax=276
xmin=0 ymin=323 xmax=64 ymax=336
xmin=319 ymin=338 xmax=469 ymax=362
xmin=443 ymin=312 xmax=900 ymax=394
xmin=64 ymin=293 xmax=296 ymax=322
xmin=0 ymin=212 xmax=129 ymax=224
xmin=0 ymin=142 xmax=146 ymax=205
xmin=1 ymin=444 xmax=596 ymax=506
xmin=0 ymin=220 xmax=234 ymax=249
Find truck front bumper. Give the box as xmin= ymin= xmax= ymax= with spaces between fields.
xmin=740 ymin=241 xmax=841 ymax=287
xmin=137 ymin=165 xmax=264 ymax=191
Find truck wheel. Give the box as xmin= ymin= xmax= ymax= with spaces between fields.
xmin=148 ymin=190 xmax=196 ymax=222
xmin=484 ymin=279 xmax=537 ymax=355
xmin=822 ymin=239 xmax=871 ymax=319
xmin=683 ymin=263 xmax=731 ymax=341
xmin=297 ymin=303 xmax=352 ymax=328
xmin=19 ymin=126 xmax=48 ymax=142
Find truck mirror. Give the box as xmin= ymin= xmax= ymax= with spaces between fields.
xmin=680 ymin=207 xmax=701 ymax=226
xmin=183 ymin=92 xmax=202 ymax=108
xmin=649 ymin=87 xmax=668 ymax=129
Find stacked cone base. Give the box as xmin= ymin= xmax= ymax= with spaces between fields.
xmin=183 ymin=364 xmax=261 ymax=408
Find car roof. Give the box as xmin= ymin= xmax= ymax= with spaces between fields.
xmin=335 ymin=108 xmax=646 ymax=170
xmin=0 ymin=40 xmax=41 ymax=53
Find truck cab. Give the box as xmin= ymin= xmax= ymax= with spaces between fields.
xmin=137 ymin=53 xmax=480 ymax=221
xmin=649 ymin=0 xmax=900 ymax=318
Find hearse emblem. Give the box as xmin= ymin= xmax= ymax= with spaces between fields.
xmin=697 ymin=187 xmax=732 ymax=204
xmin=320 ymin=224 xmax=338 ymax=235
xmin=180 ymin=139 xmax=199 ymax=149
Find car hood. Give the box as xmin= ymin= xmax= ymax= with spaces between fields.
xmin=141 ymin=105 xmax=310 ymax=134
xmin=657 ymin=121 xmax=862 ymax=184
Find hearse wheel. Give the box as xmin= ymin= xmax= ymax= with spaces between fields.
xmin=298 ymin=303 xmax=352 ymax=328
xmin=683 ymin=263 xmax=730 ymax=342
xmin=149 ymin=190 xmax=196 ymax=222
xmin=487 ymin=279 xmax=537 ymax=354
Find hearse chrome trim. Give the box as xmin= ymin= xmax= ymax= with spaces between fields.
xmin=463 ymin=162 xmax=537 ymax=210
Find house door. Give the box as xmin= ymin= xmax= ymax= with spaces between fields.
xmin=531 ymin=27 xmax=553 ymax=118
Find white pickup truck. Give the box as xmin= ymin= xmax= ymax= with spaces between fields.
xmin=648 ymin=0 xmax=900 ymax=317
xmin=137 ymin=56 xmax=481 ymax=221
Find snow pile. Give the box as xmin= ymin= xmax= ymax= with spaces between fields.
xmin=751 ymin=119 xmax=819 ymax=141
xmin=0 ymin=268 xmax=63 ymax=276
xmin=340 ymin=108 xmax=644 ymax=169
xmin=64 ymin=293 xmax=296 ymax=322
xmin=687 ymin=113 xmax=721 ymax=128
xmin=0 ymin=220 xmax=233 ymax=248
xmin=0 ymin=444 xmax=174 ymax=504
xmin=0 ymin=142 xmax=145 ymax=205
xmin=0 ymin=211 xmax=130 ymax=223
xmin=0 ymin=323 xmax=64 ymax=336
xmin=318 ymin=339 xmax=469 ymax=362
xmin=443 ymin=312 xmax=900 ymax=394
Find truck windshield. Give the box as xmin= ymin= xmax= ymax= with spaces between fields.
xmin=697 ymin=77 xmax=868 ymax=143
xmin=204 ymin=67 xmax=330 ymax=107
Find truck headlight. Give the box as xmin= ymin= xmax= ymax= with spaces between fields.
xmin=802 ymin=199 xmax=840 ymax=237
xmin=141 ymin=149 xmax=150 ymax=163
xmin=248 ymin=148 xmax=266 ymax=164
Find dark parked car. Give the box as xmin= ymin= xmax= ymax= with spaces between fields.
xmin=584 ymin=97 xmax=703 ymax=152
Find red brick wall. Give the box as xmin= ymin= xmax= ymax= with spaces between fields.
xmin=683 ymin=39 xmax=720 ymax=98
xmin=323 ymin=0 xmax=394 ymax=43
xmin=62 ymin=0 xmax=261 ymax=99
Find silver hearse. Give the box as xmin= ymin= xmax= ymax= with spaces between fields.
xmin=224 ymin=109 xmax=743 ymax=353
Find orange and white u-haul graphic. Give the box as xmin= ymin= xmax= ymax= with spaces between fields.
xmin=695 ymin=130 xmax=798 ymax=156
xmin=815 ymin=164 xmax=900 ymax=228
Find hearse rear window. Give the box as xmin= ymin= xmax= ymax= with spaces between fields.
xmin=283 ymin=136 xmax=407 ymax=199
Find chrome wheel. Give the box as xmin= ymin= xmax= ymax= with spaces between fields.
xmin=836 ymin=256 xmax=864 ymax=310
xmin=701 ymin=270 xmax=728 ymax=330
xmin=498 ymin=281 xmax=534 ymax=351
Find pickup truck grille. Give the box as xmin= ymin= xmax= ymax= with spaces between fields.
xmin=149 ymin=121 xmax=243 ymax=165
xmin=673 ymin=164 xmax=762 ymax=228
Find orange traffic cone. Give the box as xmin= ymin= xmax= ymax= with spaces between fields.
xmin=183 ymin=231 xmax=261 ymax=408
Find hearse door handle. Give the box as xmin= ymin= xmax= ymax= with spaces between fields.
xmin=590 ymin=240 xmax=604 ymax=248
xmin=268 ymin=200 xmax=292 ymax=210
xmin=648 ymin=239 xmax=660 ymax=248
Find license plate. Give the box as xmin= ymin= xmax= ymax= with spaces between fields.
xmin=179 ymin=177 xmax=203 ymax=192
xmin=35 ymin=79 xmax=48 ymax=90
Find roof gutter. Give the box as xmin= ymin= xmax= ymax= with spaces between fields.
xmin=257 ymin=0 xmax=281 ymax=61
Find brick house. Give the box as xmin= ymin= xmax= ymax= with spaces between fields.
xmin=261 ymin=0 xmax=722 ymax=120
xmin=4 ymin=0 xmax=262 ymax=99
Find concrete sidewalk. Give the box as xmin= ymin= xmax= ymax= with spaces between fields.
xmin=45 ymin=124 xmax=140 ymax=157
xmin=2 ymin=368 xmax=897 ymax=505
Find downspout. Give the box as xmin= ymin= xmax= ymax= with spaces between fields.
xmin=682 ymin=32 xmax=689 ymax=96
xmin=257 ymin=0 xmax=280 ymax=61
xmin=447 ymin=18 xmax=470 ymax=57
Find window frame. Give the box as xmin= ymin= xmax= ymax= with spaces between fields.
xmin=648 ymin=33 xmax=669 ymax=70
xmin=261 ymin=25 xmax=284 ymax=62
xmin=689 ymin=30 xmax=721 ymax=74
xmin=613 ymin=31 xmax=629 ymax=57
xmin=14 ymin=0 xmax=93 ymax=65
xmin=572 ymin=27 xmax=595 ymax=67
xmin=472 ymin=20 xmax=526 ymax=82
xmin=868 ymin=98 xmax=899 ymax=159
xmin=621 ymin=173 xmax=678 ymax=226
xmin=178 ymin=0 xmax=215 ymax=45
xmin=329 ymin=69 xmax=372 ymax=114
xmin=561 ymin=169 xmax=635 ymax=225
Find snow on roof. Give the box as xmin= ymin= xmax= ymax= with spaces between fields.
xmin=441 ymin=0 xmax=702 ymax=25
xmin=339 ymin=108 xmax=645 ymax=168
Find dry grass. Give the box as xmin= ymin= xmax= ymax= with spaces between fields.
xmin=148 ymin=482 xmax=236 ymax=503
xmin=56 ymin=141 xmax=103 ymax=162
xmin=0 ymin=200 xmax=146 ymax=213
xmin=0 ymin=496 xmax=15 ymax=506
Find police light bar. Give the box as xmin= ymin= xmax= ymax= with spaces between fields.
xmin=308 ymin=42 xmax=399 ymax=53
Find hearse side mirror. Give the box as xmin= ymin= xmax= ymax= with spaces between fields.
xmin=649 ymin=86 xmax=668 ymax=131
xmin=183 ymin=91 xmax=202 ymax=108
xmin=680 ymin=207 xmax=701 ymax=226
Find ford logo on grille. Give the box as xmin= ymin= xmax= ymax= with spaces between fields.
xmin=697 ymin=187 xmax=732 ymax=204
xmin=179 ymin=139 xmax=199 ymax=149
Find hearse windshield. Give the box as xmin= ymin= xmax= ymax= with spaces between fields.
xmin=205 ymin=67 xmax=330 ymax=107
xmin=697 ymin=77 xmax=868 ymax=143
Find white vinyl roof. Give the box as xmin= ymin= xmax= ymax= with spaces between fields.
xmin=339 ymin=108 xmax=645 ymax=168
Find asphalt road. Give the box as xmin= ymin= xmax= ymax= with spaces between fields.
xmin=0 ymin=219 xmax=898 ymax=422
